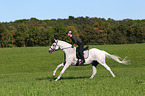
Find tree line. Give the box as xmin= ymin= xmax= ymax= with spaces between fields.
xmin=0 ymin=16 xmax=145 ymax=47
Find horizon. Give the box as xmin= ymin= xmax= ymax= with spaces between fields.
xmin=1 ymin=16 xmax=145 ymax=23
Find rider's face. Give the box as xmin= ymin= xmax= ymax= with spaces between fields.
xmin=68 ymin=33 xmax=71 ymax=37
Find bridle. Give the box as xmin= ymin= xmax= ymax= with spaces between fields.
xmin=49 ymin=41 xmax=72 ymax=52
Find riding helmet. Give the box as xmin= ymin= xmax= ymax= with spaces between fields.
xmin=67 ymin=30 xmax=73 ymax=34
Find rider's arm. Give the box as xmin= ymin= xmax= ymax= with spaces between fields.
xmin=71 ymin=35 xmax=77 ymax=44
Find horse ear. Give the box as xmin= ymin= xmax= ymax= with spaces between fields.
xmin=54 ymin=39 xmax=57 ymax=42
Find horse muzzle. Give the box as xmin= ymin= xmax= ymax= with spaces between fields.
xmin=49 ymin=50 xmax=53 ymax=53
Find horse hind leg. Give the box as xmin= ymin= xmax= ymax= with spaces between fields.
xmin=90 ymin=61 xmax=99 ymax=79
xmin=97 ymin=55 xmax=115 ymax=77
xmin=101 ymin=63 xmax=115 ymax=77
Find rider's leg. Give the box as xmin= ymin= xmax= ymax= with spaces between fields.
xmin=78 ymin=42 xmax=85 ymax=63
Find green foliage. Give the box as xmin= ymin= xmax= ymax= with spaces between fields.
xmin=0 ymin=44 xmax=145 ymax=96
xmin=27 ymin=26 xmax=40 ymax=46
xmin=0 ymin=17 xmax=145 ymax=47
xmin=15 ymin=24 xmax=29 ymax=47
xmin=52 ymin=23 xmax=68 ymax=41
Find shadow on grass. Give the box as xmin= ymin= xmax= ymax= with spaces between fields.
xmin=36 ymin=76 xmax=90 ymax=81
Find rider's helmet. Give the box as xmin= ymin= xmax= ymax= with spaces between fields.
xmin=67 ymin=30 xmax=73 ymax=34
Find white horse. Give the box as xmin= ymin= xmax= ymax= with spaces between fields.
xmin=49 ymin=40 xmax=129 ymax=81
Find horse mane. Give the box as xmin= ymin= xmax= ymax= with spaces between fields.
xmin=57 ymin=40 xmax=72 ymax=47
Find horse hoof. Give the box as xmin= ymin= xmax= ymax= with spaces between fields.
xmin=53 ymin=75 xmax=55 ymax=77
xmin=90 ymin=77 xmax=93 ymax=79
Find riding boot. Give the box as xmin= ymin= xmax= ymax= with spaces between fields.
xmin=81 ymin=58 xmax=85 ymax=63
xmin=76 ymin=59 xmax=80 ymax=66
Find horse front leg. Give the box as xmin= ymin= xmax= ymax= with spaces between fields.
xmin=90 ymin=65 xmax=97 ymax=79
xmin=53 ymin=63 xmax=64 ymax=77
xmin=55 ymin=62 xmax=70 ymax=81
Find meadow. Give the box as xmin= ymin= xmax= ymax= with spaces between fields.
xmin=0 ymin=44 xmax=145 ymax=96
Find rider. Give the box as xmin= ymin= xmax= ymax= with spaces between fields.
xmin=67 ymin=30 xmax=85 ymax=64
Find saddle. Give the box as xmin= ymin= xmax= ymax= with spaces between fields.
xmin=76 ymin=46 xmax=89 ymax=59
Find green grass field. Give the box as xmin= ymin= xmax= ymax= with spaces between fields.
xmin=0 ymin=44 xmax=145 ymax=96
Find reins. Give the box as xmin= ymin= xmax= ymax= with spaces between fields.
xmin=61 ymin=47 xmax=72 ymax=50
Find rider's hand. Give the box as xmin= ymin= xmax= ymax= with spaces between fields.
xmin=71 ymin=45 xmax=74 ymax=48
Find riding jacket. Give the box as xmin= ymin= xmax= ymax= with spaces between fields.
xmin=71 ymin=35 xmax=82 ymax=45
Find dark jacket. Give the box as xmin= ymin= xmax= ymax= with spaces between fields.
xmin=71 ymin=35 xmax=82 ymax=45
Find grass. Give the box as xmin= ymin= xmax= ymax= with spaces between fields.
xmin=0 ymin=44 xmax=145 ymax=96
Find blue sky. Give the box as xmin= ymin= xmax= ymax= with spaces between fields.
xmin=0 ymin=0 xmax=145 ymax=22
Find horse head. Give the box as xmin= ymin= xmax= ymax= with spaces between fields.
xmin=49 ymin=39 xmax=60 ymax=53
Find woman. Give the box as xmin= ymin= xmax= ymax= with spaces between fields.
xmin=67 ymin=30 xmax=85 ymax=65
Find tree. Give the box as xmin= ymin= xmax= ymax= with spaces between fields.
xmin=0 ymin=24 xmax=6 ymax=47
xmin=52 ymin=24 xmax=68 ymax=42
xmin=47 ymin=28 xmax=54 ymax=45
xmin=15 ymin=24 xmax=29 ymax=47
xmin=39 ymin=27 xmax=54 ymax=46
xmin=126 ymin=27 xmax=136 ymax=43
xmin=80 ymin=24 xmax=99 ymax=44
xmin=69 ymin=16 xmax=75 ymax=20
xmin=27 ymin=26 xmax=40 ymax=46
xmin=133 ymin=26 xmax=145 ymax=43
xmin=0 ymin=24 xmax=8 ymax=47
xmin=1 ymin=16 xmax=145 ymax=47
xmin=112 ymin=27 xmax=126 ymax=44
xmin=107 ymin=28 xmax=114 ymax=44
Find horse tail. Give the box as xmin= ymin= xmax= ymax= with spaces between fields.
xmin=103 ymin=51 xmax=130 ymax=65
